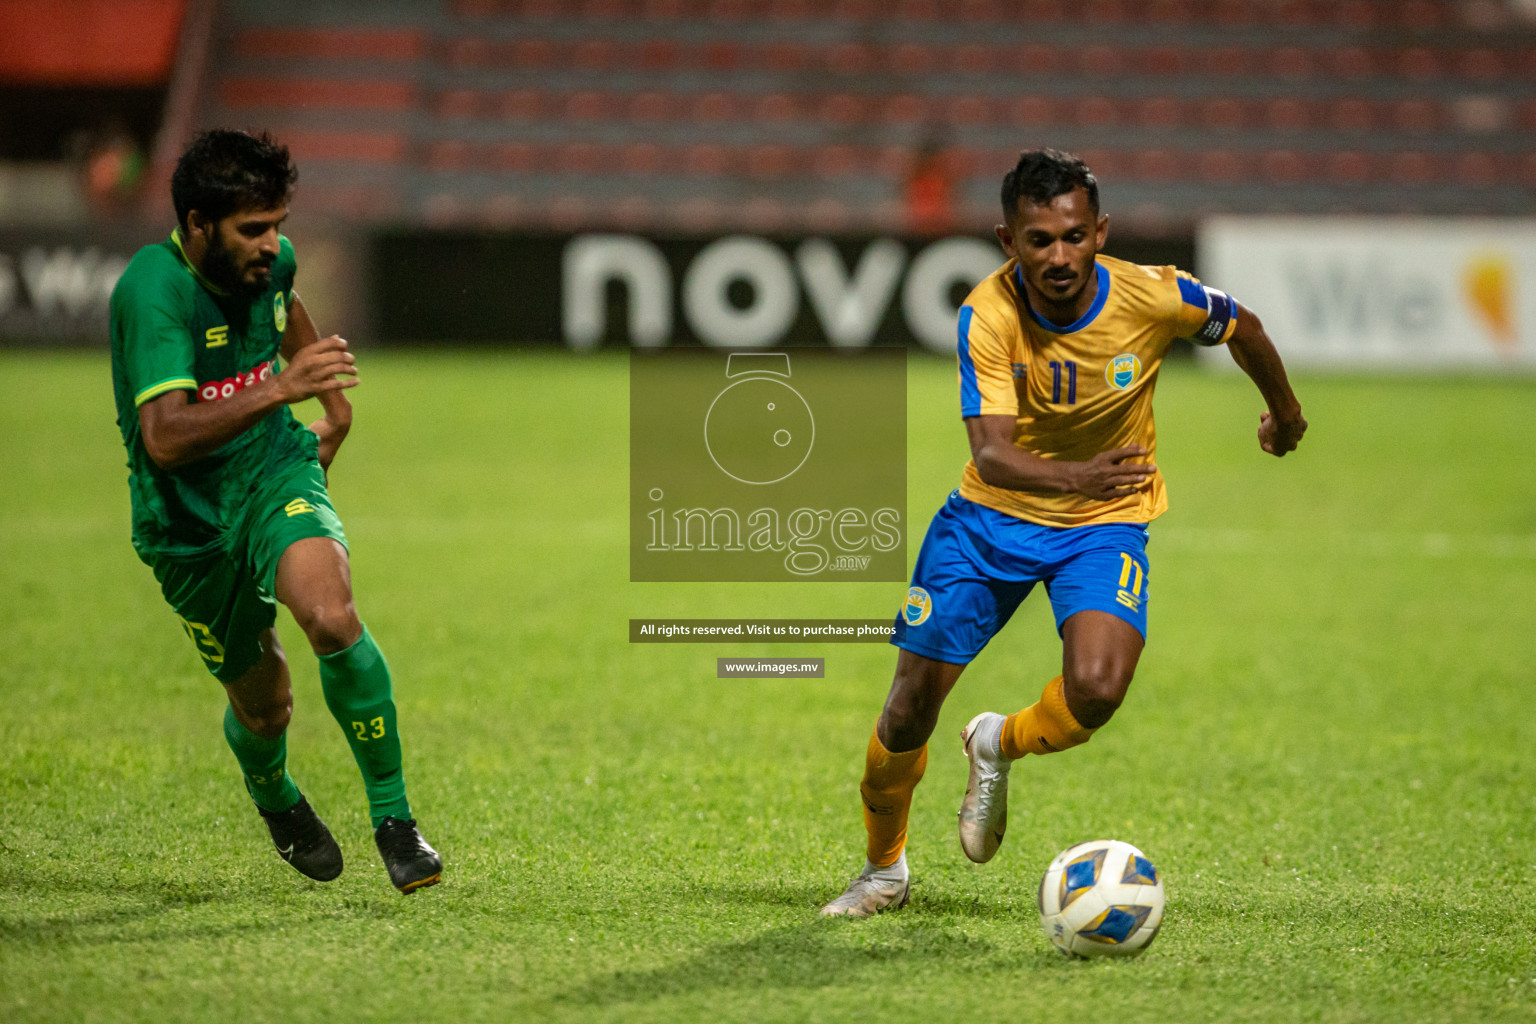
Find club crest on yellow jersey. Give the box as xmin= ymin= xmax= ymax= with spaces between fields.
xmin=273 ymin=292 xmax=287 ymax=333
xmin=1105 ymin=353 xmax=1142 ymax=391
xmin=902 ymin=586 xmax=932 ymax=626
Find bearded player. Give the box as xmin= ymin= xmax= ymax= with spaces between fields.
xmin=822 ymin=149 xmax=1307 ymax=916
xmin=110 ymin=129 xmax=442 ymax=893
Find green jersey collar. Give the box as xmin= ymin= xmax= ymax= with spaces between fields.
xmin=169 ymin=227 xmax=230 ymax=296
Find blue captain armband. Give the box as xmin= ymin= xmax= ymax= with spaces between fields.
xmin=1177 ymin=275 xmax=1239 ymax=346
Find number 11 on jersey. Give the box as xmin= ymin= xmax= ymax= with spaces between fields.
xmin=1049 ymin=360 xmax=1077 ymax=405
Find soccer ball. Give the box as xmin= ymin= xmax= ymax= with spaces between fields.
xmin=1038 ymin=839 xmax=1165 ymax=958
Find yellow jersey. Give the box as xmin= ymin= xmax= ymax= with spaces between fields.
xmin=956 ymin=254 xmax=1238 ymax=528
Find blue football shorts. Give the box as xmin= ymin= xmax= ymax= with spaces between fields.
xmin=891 ymin=491 xmax=1151 ymax=665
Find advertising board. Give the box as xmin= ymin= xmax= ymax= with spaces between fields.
xmin=1198 ymin=217 xmax=1536 ymax=368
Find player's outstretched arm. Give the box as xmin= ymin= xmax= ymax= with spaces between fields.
xmin=281 ymin=293 xmax=353 ymax=470
xmin=1225 ymin=305 xmax=1307 ymax=457
xmin=965 ymin=415 xmax=1156 ymax=501
xmin=138 ymin=336 xmax=357 ymax=470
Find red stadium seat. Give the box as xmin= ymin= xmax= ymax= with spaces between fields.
xmin=1391 ymin=98 xmax=1442 ymax=132
xmin=1146 ymin=0 xmax=1194 ymax=23
xmin=1073 ymin=96 xmax=1118 ymax=127
xmin=610 ymin=195 xmax=656 ymax=231
xmin=693 ymin=92 xmax=740 ymax=121
xmin=565 ymin=91 xmax=616 ymax=120
xmin=220 ymin=78 xmax=417 ymax=112
xmin=629 ymin=91 xmax=679 ymax=120
xmin=1396 ymin=47 xmax=1443 ymax=78
xmin=1078 ymin=45 xmax=1123 ymax=75
xmin=1004 ymin=95 xmax=1057 ymax=125
xmin=424 ymin=140 xmax=477 ymax=172
xmin=498 ymin=89 xmax=546 ymax=120
xmin=696 ymin=40 xmax=744 ymax=71
xmin=1270 ymin=46 xmax=1315 ymax=78
xmin=1206 ymin=45 xmax=1249 ymax=75
xmin=1322 ymin=151 xmax=1378 ymax=183
xmin=896 ymin=0 xmax=941 ymax=21
xmin=510 ymin=38 xmax=561 ymax=69
xmin=881 ymin=94 xmax=931 ymax=124
xmin=825 ymin=42 xmax=876 ymax=73
xmin=1276 ymin=0 xmax=1321 ymax=26
xmin=946 ymin=94 xmax=993 ymax=125
xmin=759 ymin=41 xmax=810 ymax=71
xmin=1084 ymin=0 xmax=1129 ymax=23
xmin=812 ymin=144 xmax=863 ymax=178
xmin=744 ymin=144 xmax=798 ymax=179
xmin=740 ymin=197 xmax=790 ymax=231
xmin=488 ymin=142 xmax=540 ymax=172
xmin=1138 ymin=47 xmax=1188 ymax=75
xmin=233 ymin=28 xmax=425 ymax=61
xmin=1018 ymin=0 xmax=1067 ymax=22
xmin=804 ymin=197 xmax=854 ymax=232
xmin=873 ymin=145 xmax=913 ymax=178
xmin=819 ymin=93 xmax=868 ymax=124
xmin=1459 ymin=49 xmax=1505 ymax=79
xmin=1388 ymin=151 xmax=1441 ymax=183
xmin=556 ymin=143 xmax=607 ymax=175
xmin=571 ymin=39 xmax=623 ymax=71
xmin=753 ymin=92 xmax=801 ymax=122
xmin=766 ymin=0 xmax=813 ymax=18
xmin=1200 ymin=97 xmax=1248 ymax=130
xmin=1195 ymin=149 xmax=1249 ymax=184
xmin=888 ymin=42 xmax=937 ymax=74
xmin=1453 ymin=152 xmax=1501 ymax=185
xmin=1000 ymin=43 xmax=1060 ymax=74
xmin=832 ymin=0 xmax=880 ymax=19
xmin=1327 ymin=98 xmax=1376 ymax=133
xmin=1328 ymin=46 xmax=1375 ymax=78
xmin=435 ymin=90 xmax=482 ymax=119
xmin=683 ymin=144 xmax=733 ymax=176
xmin=618 ymin=142 xmax=664 ymax=175
xmin=638 ymin=39 xmax=681 ymax=70
xmin=950 ymin=43 xmax=995 ymax=73
xmin=1259 ymin=150 xmax=1312 ymax=182
xmin=1262 ymin=98 xmax=1313 ymax=131
xmin=1396 ymin=0 xmax=1443 ymax=30
xmin=1335 ymin=0 xmax=1378 ymax=30
xmin=1130 ymin=148 xmax=1181 ymax=181
xmin=1134 ymin=96 xmax=1184 ymax=129
xmin=283 ymin=128 xmax=407 ymax=162
xmin=442 ymin=38 xmax=493 ymax=69
xmin=1211 ymin=0 xmax=1261 ymax=26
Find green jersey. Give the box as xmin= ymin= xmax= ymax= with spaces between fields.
xmin=110 ymin=229 xmax=318 ymax=561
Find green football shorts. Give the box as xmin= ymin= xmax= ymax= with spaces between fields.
xmin=150 ymin=459 xmax=348 ymax=683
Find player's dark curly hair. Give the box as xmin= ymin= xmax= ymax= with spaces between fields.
xmin=171 ymin=129 xmax=297 ymax=230
xmin=1001 ymin=148 xmax=1099 ymax=221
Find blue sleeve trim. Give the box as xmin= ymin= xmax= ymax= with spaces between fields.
xmin=957 ymin=305 xmax=981 ymax=416
xmin=1176 ymin=274 xmax=1208 ymax=309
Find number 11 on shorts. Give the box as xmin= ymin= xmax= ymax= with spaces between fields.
xmin=1116 ymin=552 xmax=1144 ymax=612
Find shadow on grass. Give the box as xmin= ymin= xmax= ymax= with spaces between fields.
xmin=684 ymin=879 xmax=1025 ymax=921
xmin=0 ymin=871 xmax=375 ymax=946
xmin=548 ymin=918 xmax=1063 ymax=1009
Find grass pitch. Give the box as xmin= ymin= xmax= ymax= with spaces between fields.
xmin=2 ymin=350 xmax=1534 ymax=1023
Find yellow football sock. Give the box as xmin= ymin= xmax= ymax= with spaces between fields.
xmin=999 ymin=675 xmax=1097 ymax=760
xmin=859 ymin=724 xmax=928 ymax=868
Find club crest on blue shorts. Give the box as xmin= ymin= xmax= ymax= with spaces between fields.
xmin=902 ymin=586 xmax=932 ymax=626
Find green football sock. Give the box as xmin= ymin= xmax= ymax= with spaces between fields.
xmin=223 ymin=705 xmax=302 ymax=813
xmin=318 ymin=624 xmax=411 ymax=827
